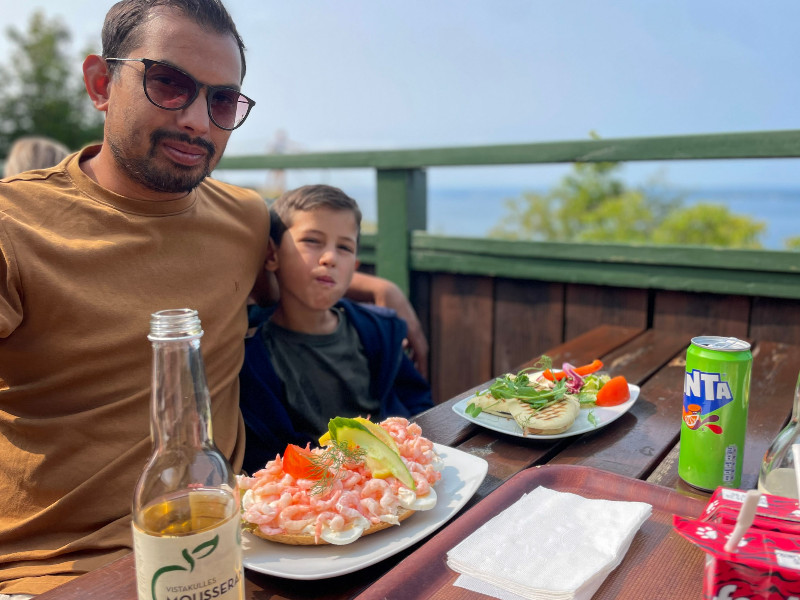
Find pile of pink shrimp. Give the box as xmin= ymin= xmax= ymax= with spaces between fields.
xmin=237 ymin=417 xmax=441 ymax=544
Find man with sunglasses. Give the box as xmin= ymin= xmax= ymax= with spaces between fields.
xmin=0 ymin=1 xmax=427 ymax=596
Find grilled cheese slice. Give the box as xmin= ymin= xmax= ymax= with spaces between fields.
xmin=510 ymin=395 xmax=580 ymax=434
xmin=471 ymin=393 xmax=580 ymax=435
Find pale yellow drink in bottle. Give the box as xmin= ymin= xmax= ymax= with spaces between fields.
xmin=132 ymin=309 xmax=243 ymax=600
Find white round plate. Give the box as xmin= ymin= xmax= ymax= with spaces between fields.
xmin=452 ymin=381 xmax=640 ymax=440
xmin=241 ymin=443 xmax=488 ymax=580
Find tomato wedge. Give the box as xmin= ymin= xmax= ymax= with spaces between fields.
xmin=282 ymin=444 xmax=325 ymax=480
xmin=595 ymin=375 xmax=631 ymax=406
xmin=543 ymin=359 xmax=604 ymax=381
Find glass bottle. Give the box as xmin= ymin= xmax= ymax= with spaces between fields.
xmin=132 ymin=308 xmax=243 ymax=600
xmin=757 ymin=371 xmax=800 ymax=498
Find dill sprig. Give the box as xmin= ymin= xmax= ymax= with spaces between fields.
xmin=308 ymin=439 xmax=366 ymax=496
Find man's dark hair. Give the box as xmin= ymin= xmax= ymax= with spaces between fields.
xmin=269 ymin=185 xmax=362 ymax=246
xmin=102 ymin=0 xmax=247 ymax=81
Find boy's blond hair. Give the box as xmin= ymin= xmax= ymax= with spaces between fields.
xmin=269 ymin=184 xmax=362 ymax=246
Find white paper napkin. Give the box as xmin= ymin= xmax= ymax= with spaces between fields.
xmin=446 ymin=486 xmax=652 ymax=600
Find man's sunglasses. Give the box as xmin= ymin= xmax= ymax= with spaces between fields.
xmin=105 ymin=57 xmax=256 ymax=130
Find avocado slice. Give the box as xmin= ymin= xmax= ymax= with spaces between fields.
xmin=328 ymin=417 xmax=415 ymax=490
xmin=317 ymin=417 xmax=399 ymax=454
xmin=353 ymin=417 xmax=400 ymax=453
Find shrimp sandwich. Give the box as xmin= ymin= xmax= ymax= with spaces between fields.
xmin=237 ymin=417 xmax=441 ymax=545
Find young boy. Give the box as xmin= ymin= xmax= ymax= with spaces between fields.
xmin=239 ymin=185 xmax=432 ymax=474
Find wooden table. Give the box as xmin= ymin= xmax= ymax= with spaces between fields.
xmin=36 ymin=325 xmax=800 ymax=600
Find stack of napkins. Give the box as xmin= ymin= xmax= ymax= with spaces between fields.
xmin=446 ymin=486 xmax=652 ymax=600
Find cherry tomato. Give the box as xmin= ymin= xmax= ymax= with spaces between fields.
xmin=595 ymin=375 xmax=631 ymax=406
xmin=282 ymin=444 xmax=324 ymax=480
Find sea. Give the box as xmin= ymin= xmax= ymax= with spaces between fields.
xmin=213 ymin=168 xmax=800 ymax=250
xmin=357 ymin=186 xmax=800 ymax=250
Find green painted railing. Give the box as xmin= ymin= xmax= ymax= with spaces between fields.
xmin=217 ymin=130 xmax=800 ymax=299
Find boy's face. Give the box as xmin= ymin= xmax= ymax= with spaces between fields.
xmin=268 ymin=207 xmax=359 ymax=312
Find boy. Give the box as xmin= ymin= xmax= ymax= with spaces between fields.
xmin=239 ymin=185 xmax=432 ymax=474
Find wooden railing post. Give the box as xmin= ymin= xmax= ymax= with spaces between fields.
xmin=375 ymin=168 xmax=427 ymax=295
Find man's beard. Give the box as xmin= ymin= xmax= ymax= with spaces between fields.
xmin=109 ymin=129 xmax=216 ymax=194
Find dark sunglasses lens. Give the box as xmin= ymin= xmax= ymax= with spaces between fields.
xmin=210 ymin=89 xmax=250 ymax=129
xmin=144 ymin=63 xmax=196 ymax=109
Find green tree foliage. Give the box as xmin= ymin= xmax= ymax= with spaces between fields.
xmin=0 ymin=11 xmax=104 ymax=157
xmin=489 ymin=160 xmax=766 ymax=249
xmin=652 ymin=203 xmax=764 ymax=248
xmin=785 ymin=237 xmax=800 ymax=251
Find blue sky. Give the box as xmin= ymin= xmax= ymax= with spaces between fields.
xmin=1 ymin=1 xmax=799 ymax=191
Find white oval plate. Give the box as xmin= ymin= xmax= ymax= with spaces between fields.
xmin=452 ymin=381 xmax=640 ymax=439
xmin=241 ymin=443 xmax=488 ymax=580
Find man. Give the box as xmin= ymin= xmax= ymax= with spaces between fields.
xmin=0 ymin=1 xmax=426 ymax=595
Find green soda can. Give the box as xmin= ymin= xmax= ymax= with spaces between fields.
xmin=678 ymin=336 xmax=752 ymax=491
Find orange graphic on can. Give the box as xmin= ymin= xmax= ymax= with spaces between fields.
xmin=682 ymin=402 xmax=722 ymax=434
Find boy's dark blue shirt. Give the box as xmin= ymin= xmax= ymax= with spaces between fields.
xmin=239 ymin=299 xmax=432 ymax=474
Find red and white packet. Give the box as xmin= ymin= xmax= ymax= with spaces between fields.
xmin=701 ymin=487 xmax=800 ymax=535
xmin=674 ymin=488 xmax=800 ymax=599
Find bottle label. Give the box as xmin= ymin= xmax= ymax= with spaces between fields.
xmin=132 ymin=512 xmax=243 ymax=600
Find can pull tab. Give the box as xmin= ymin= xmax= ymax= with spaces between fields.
xmin=691 ymin=336 xmax=751 ymax=351
xmin=710 ymin=337 xmax=741 ymax=350
xmin=724 ymin=489 xmax=761 ymax=552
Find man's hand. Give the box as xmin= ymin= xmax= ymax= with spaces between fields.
xmin=348 ymin=272 xmax=429 ymax=379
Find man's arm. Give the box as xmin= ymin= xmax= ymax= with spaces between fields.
xmin=347 ymin=272 xmax=429 ymax=379
xmin=0 ymin=232 xmax=23 ymax=337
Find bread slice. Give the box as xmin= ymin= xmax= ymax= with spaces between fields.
xmin=471 ymin=393 xmax=580 ymax=435
xmin=251 ymin=506 xmax=415 ymax=545
xmin=512 ymin=396 xmax=580 ymax=435
xmin=470 ymin=394 xmax=516 ymax=419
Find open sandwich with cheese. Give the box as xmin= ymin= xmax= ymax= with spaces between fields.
xmin=466 ymin=358 xmax=628 ymax=435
